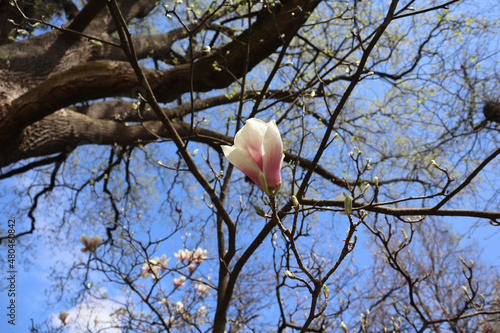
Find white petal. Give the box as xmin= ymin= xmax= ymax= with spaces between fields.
xmin=221 ymin=145 xmax=263 ymax=190
xmin=233 ymin=119 xmax=267 ymax=168
xmin=263 ymin=120 xmax=283 ymax=187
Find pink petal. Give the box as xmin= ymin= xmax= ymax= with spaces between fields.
xmin=233 ymin=119 xmax=267 ymax=170
xmin=221 ymin=145 xmax=264 ymax=190
xmin=262 ymin=120 xmax=283 ymax=188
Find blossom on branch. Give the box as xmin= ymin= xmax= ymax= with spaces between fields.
xmin=174 ymin=249 xmax=191 ymax=262
xmin=173 ymin=276 xmax=186 ymax=286
xmin=196 ymin=283 xmax=211 ymax=296
xmin=176 ymin=301 xmax=184 ymax=312
xmin=157 ymin=254 xmax=170 ymax=272
xmin=80 ymin=234 xmax=102 ymax=254
xmin=192 ymin=247 xmax=207 ymax=264
xmin=221 ymin=118 xmax=284 ymax=194
xmin=140 ymin=254 xmax=170 ymax=280
xmin=58 ymin=310 xmax=69 ymax=325
xmin=198 ymin=304 xmax=207 ymax=316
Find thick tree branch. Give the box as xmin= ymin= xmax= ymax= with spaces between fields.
xmin=1 ymin=0 xmax=324 ymax=160
xmin=66 ymin=0 xmax=106 ymax=32
xmin=0 ymin=109 xmax=230 ymax=167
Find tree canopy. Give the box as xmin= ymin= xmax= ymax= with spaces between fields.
xmin=0 ymin=0 xmax=499 ymax=332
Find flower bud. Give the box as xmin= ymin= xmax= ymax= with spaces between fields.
xmin=221 ymin=119 xmax=284 ymax=193
xmin=253 ymin=205 xmax=266 ymax=217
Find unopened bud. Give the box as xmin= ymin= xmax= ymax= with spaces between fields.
xmin=343 ymin=192 xmax=353 ymax=215
xmin=323 ymin=285 xmax=330 ymax=299
xmin=292 ymin=195 xmax=299 ymax=210
xmin=401 ymin=229 xmax=408 ymax=240
xmin=253 ymin=205 xmax=266 ymax=217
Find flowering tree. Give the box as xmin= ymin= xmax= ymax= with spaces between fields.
xmin=0 ymin=0 xmax=499 ymax=332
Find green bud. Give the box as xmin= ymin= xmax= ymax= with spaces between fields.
xmin=271 ymin=182 xmax=282 ymax=197
xmin=343 ymin=192 xmax=353 ymax=215
xmin=292 ymin=195 xmax=299 ymax=210
xmin=253 ymin=205 xmax=266 ymax=217
xmin=323 ymin=285 xmax=330 ymax=299
xmin=401 ymin=229 xmax=408 ymax=240
xmin=260 ymin=172 xmax=271 ymax=196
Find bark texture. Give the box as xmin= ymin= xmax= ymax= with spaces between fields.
xmin=0 ymin=0 xmax=320 ymax=169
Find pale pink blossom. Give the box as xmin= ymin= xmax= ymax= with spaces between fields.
xmin=157 ymin=254 xmax=169 ymax=273
xmin=175 ymin=249 xmax=193 ymax=262
xmin=58 ymin=310 xmax=69 ymax=325
xmin=173 ymin=276 xmax=186 ymax=287
xmin=196 ymin=304 xmax=207 ymax=324
xmin=140 ymin=255 xmax=170 ymax=279
xmin=187 ymin=264 xmax=196 ymax=273
xmin=174 ymin=249 xmax=188 ymax=261
xmin=140 ymin=261 xmax=157 ymax=279
xmin=198 ymin=304 xmax=207 ymax=316
xmin=176 ymin=301 xmax=184 ymax=312
xmin=192 ymin=248 xmax=207 ymax=264
xmin=221 ymin=118 xmax=284 ymax=192
xmin=80 ymin=235 xmax=102 ymax=253
xmin=159 ymin=298 xmax=168 ymax=307
xmin=196 ymin=283 xmax=210 ymax=296
xmin=184 ymin=249 xmax=193 ymax=262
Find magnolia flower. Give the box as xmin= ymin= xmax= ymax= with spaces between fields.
xmin=221 ymin=118 xmax=284 ymax=193
xmin=159 ymin=298 xmax=168 ymax=307
xmin=176 ymin=249 xmax=194 ymax=262
xmin=196 ymin=283 xmax=211 ymax=296
xmin=196 ymin=304 xmax=207 ymax=324
xmin=80 ymin=235 xmax=102 ymax=253
xmin=187 ymin=264 xmax=196 ymax=273
xmin=156 ymin=254 xmax=170 ymax=273
xmin=140 ymin=254 xmax=170 ymax=279
xmin=173 ymin=276 xmax=186 ymax=287
xmin=58 ymin=310 xmax=69 ymax=325
xmin=174 ymin=249 xmax=189 ymax=262
xmin=176 ymin=301 xmax=184 ymax=312
xmin=140 ymin=263 xmax=157 ymax=279
xmin=198 ymin=304 xmax=207 ymax=316
xmin=192 ymin=248 xmax=207 ymax=264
